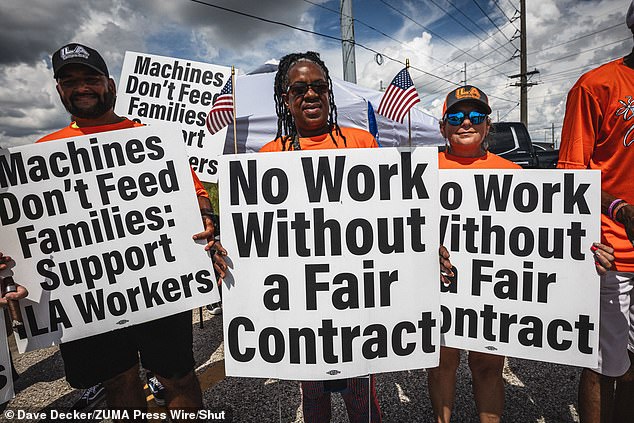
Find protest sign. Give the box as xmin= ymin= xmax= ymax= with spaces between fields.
xmin=438 ymin=169 xmax=601 ymax=367
xmin=0 ymin=312 xmax=14 ymax=404
xmin=219 ymin=147 xmax=440 ymax=380
xmin=0 ymin=125 xmax=219 ymax=353
xmin=116 ymin=51 xmax=233 ymax=183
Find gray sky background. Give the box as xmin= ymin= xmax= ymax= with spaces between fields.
xmin=0 ymin=0 xmax=630 ymax=148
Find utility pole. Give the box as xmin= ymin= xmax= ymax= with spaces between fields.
xmin=520 ymin=0 xmax=527 ymax=125
xmin=461 ymin=63 xmax=467 ymax=85
xmin=340 ymin=0 xmax=356 ymax=83
xmin=508 ymin=0 xmax=538 ymax=126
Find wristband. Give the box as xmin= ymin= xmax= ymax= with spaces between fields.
xmin=608 ymin=199 xmax=624 ymax=220
xmin=200 ymin=207 xmax=214 ymax=217
xmin=613 ymin=201 xmax=629 ymax=222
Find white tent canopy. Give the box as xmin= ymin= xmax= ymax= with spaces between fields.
xmin=223 ymin=71 xmax=444 ymax=153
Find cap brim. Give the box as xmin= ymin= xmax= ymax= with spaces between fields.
xmin=446 ymin=99 xmax=491 ymax=115
xmin=54 ymin=60 xmax=107 ymax=78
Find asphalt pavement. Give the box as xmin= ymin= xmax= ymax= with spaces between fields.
xmin=5 ymin=309 xmax=581 ymax=422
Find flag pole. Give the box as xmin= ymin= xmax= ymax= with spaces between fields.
xmin=231 ymin=66 xmax=237 ymax=154
xmin=406 ymin=59 xmax=412 ymax=148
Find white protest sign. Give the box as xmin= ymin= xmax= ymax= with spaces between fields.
xmin=219 ymin=147 xmax=441 ymax=380
xmin=439 ymin=169 xmax=601 ymax=367
xmin=0 ymin=125 xmax=219 ymax=353
xmin=115 ymin=51 xmax=233 ymax=183
xmin=0 ymin=312 xmax=14 ymax=404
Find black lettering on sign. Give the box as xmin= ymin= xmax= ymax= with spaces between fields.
xmin=302 ymin=156 xmax=346 ymax=203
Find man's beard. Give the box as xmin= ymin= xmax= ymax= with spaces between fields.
xmin=63 ymin=90 xmax=116 ymax=119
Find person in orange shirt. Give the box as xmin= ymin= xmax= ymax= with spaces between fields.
xmin=1 ymin=42 xmax=227 ymax=417
xmin=429 ymin=85 xmax=614 ymax=423
xmin=260 ymin=51 xmax=381 ymax=423
xmin=428 ymin=85 xmax=518 ymax=423
xmin=558 ymin=4 xmax=634 ymax=422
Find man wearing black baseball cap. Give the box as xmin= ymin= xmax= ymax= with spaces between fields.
xmin=49 ymin=42 xmax=117 ymax=124
xmin=0 ymin=42 xmax=228 ymax=417
xmin=559 ymin=2 xmax=634 ymax=422
xmin=52 ymin=43 xmax=109 ymax=78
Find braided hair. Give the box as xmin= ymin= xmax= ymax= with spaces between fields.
xmin=273 ymin=51 xmax=346 ymax=151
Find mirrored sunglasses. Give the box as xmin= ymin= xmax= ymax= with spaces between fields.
xmin=445 ymin=111 xmax=488 ymax=126
xmin=287 ymin=81 xmax=329 ymax=97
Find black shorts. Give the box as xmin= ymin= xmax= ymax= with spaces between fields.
xmin=59 ymin=310 xmax=194 ymax=388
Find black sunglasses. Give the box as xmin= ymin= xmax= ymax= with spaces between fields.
xmin=287 ymin=81 xmax=329 ymax=97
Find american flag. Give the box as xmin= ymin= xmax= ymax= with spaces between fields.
xmin=206 ymin=78 xmax=233 ymax=135
xmin=377 ymin=68 xmax=420 ymax=123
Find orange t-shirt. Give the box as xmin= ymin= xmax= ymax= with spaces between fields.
xmin=259 ymin=126 xmax=378 ymax=152
xmin=438 ymin=151 xmax=521 ymax=169
xmin=558 ymin=58 xmax=634 ymax=270
xmin=37 ymin=119 xmax=208 ymax=198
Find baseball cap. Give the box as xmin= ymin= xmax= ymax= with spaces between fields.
xmin=627 ymin=1 xmax=634 ymax=30
xmin=443 ymin=85 xmax=491 ymax=115
xmin=52 ymin=43 xmax=109 ymax=79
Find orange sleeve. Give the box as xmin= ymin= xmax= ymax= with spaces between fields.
xmin=259 ymin=138 xmax=283 ymax=152
xmin=557 ymin=85 xmax=601 ymax=170
xmin=190 ymin=168 xmax=208 ymax=198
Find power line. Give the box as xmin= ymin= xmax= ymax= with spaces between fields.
xmin=533 ymin=37 xmax=630 ymax=68
xmin=189 ymin=0 xmax=461 ymax=85
xmin=190 ymin=0 xmax=627 ymax=123
xmin=431 ymin=0 xmax=515 ymax=57
xmin=415 ymin=48 xmax=520 ymax=101
xmin=466 ymin=28 xmax=627 ymax=88
xmin=377 ymin=0 xmax=511 ymax=79
xmin=539 ymin=55 xmax=623 ymax=80
xmin=420 ymin=78 xmax=519 ymax=106
xmin=526 ymin=90 xmax=568 ymax=100
xmin=528 ymin=23 xmax=622 ymax=56
xmin=465 ymin=32 xmax=627 ymax=87
xmin=498 ymin=101 xmax=521 ymax=121
xmin=412 ymin=28 xmax=519 ymax=91
xmin=492 ymin=0 xmax=515 ymax=23
xmin=443 ymin=49 xmax=518 ymax=87
xmin=189 ymin=0 xmax=340 ymax=42
xmin=471 ymin=0 xmax=515 ymax=52
xmin=361 ymin=0 xmax=510 ymax=90
xmin=300 ymin=0 xmax=450 ymax=69
xmin=398 ymin=0 xmax=523 ymax=89
xmin=416 ymin=18 xmax=520 ymax=86
xmin=440 ymin=19 xmax=517 ymax=66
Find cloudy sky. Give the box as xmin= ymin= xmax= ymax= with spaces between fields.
xmin=0 ymin=0 xmax=631 ymax=148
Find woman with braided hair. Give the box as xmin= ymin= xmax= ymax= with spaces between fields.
xmin=260 ymin=52 xmax=381 ymax=422
xmin=260 ymin=51 xmax=378 ymax=153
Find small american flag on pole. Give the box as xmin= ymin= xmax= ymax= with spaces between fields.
xmin=206 ymin=77 xmax=233 ymax=135
xmin=377 ymin=68 xmax=420 ymax=123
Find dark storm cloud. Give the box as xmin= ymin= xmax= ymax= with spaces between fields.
xmin=0 ymin=1 xmax=113 ymax=65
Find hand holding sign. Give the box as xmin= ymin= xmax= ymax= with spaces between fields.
xmin=0 ymin=254 xmax=28 ymax=307
xmin=0 ymin=279 xmax=28 ymax=307
xmin=193 ymin=217 xmax=228 ymax=279
xmin=0 ymin=253 xmax=10 ymax=271
xmin=192 ymin=197 xmax=228 ymax=279
xmin=592 ymin=243 xmax=614 ymax=275
xmin=439 ymin=245 xmax=454 ymax=286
